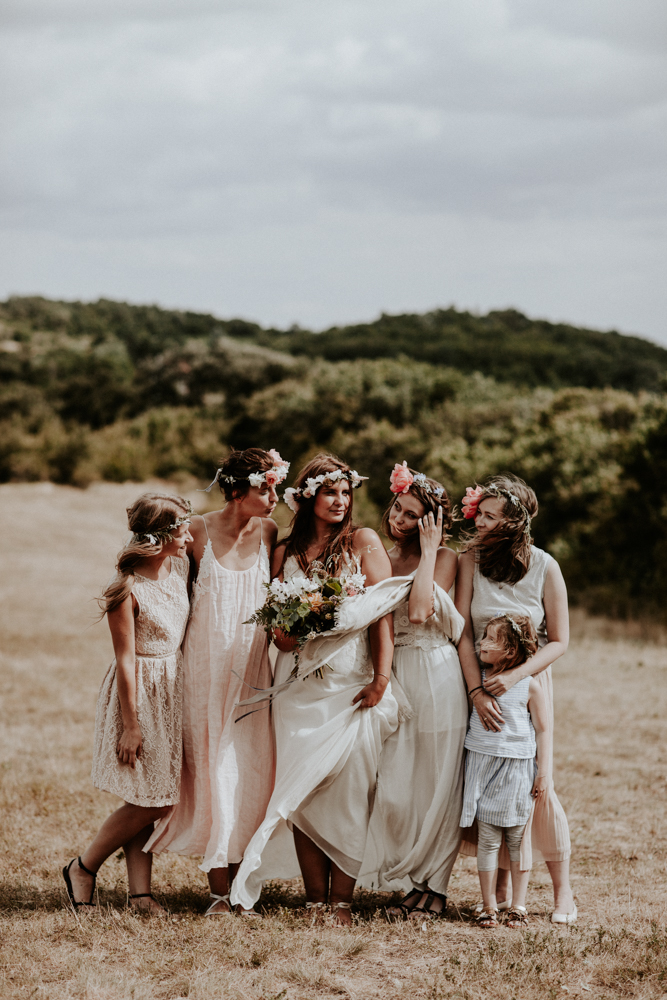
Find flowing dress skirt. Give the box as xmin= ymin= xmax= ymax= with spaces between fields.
xmin=362 ymin=641 xmax=468 ymax=894
xmin=231 ymin=634 xmax=401 ymax=910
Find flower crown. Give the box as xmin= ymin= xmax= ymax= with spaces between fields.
xmin=133 ymin=500 xmax=194 ymax=546
xmin=487 ymin=613 xmax=533 ymax=650
xmin=283 ymin=469 xmax=368 ymax=513
xmin=201 ymin=449 xmax=290 ymax=493
xmin=462 ymin=483 xmax=532 ymax=535
xmin=389 ymin=461 xmax=445 ymax=499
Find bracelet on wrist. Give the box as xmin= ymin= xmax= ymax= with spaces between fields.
xmin=467 ymin=685 xmax=484 ymax=699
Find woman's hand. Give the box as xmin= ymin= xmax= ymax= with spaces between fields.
xmin=483 ymin=668 xmax=520 ymax=697
xmin=352 ymin=676 xmax=389 ymax=709
xmin=417 ymin=508 xmax=443 ymax=559
xmin=472 ymin=690 xmax=504 ymax=732
xmin=532 ymin=774 xmax=548 ymax=799
xmin=117 ymin=725 xmax=143 ymax=768
xmin=272 ymin=628 xmax=300 ymax=653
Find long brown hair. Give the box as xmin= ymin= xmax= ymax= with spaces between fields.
xmin=462 ymin=474 xmax=538 ymax=584
xmin=282 ymin=454 xmax=360 ymax=573
xmin=483 ymin=614 xmax=538 ymax=672
xmin=381 ymin=470 xmax=454 ymax=546
xmin=101 ymin=492 xmax=191 ymax=615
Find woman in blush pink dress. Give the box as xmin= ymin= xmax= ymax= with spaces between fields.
xmin=146 ymin=448 xmax=287 ymax=916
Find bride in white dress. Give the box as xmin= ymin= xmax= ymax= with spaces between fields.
xmin=362 ymin=464 xmax=466 ymax=919
xmin=231 ymin=454 xmax=409 ymax=925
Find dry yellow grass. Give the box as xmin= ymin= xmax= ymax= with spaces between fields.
xmin=1 ymin=481 xmax=666 ymax=999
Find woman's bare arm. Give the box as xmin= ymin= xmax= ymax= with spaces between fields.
xmin=352 ymin=528 xmax=394 ymax=708
xmin=107 ymin=595 xmax=142 ymax=768
xmin=408 ymin=509 xmax=458 ymax=623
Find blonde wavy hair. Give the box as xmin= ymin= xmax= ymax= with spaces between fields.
xmin=100 ymin=492 xmax=191 ymax=615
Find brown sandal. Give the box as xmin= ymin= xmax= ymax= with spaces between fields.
xmin=476 ymin=908 xmax=499 ymax=928
xmin=505 ymin=906 xmax=528 ymax=928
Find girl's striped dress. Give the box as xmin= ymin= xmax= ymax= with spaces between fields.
xmin=461 ymin=669 xmax=535 ymax=829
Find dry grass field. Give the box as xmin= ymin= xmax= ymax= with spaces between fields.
xmin=1 ymin=481 xmax=667 ymax=1000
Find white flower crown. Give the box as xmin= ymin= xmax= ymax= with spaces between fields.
xmin=200 ymin=450 xmax=290 ymax=493
xmin=283 ymin=469 xmax=368 ymax=513
xmin=133 ymin=501 xmax=194 ymax=546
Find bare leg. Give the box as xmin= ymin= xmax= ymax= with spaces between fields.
xmin=293 ymin=827 xmax=330 ymax=904
xmin=496 ymin=866 xmax=511 ymax=905
xmin=508 ymin=861 xmax=530 ymax=911
xmin=330 ymin=861 xmax=355 ymax=926
xmin=207 ymin=863 xmax=240 ymax=914
xmin=478 ymin=869 xmax=497 ymax=912
xmin=68 ymin=802 xmax=168 ymax=905
xmin=125 ymin=825 xmax=167 ymax=915
xmin=546 ymin=858 xmax=575 ymax=914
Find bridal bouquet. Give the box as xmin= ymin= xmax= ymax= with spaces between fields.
xmin=246 ymin=560 xmax=366 ymax=651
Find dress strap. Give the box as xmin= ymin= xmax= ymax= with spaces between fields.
xmin=201 ymin=514 xmax=210 ymax=540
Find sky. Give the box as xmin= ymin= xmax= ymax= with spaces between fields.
xmin=1 ymin=0 xmax=666 ymax=343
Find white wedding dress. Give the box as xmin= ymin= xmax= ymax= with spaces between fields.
xmin=230 ymin=559 xmax=413 ymax=910
xmin=361 ymin=577 xmax=467 ymax=895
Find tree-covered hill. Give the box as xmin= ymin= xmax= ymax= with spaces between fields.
xmin=2 ymin=294 xmax=667 ymax=620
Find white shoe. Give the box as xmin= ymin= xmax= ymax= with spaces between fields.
xmin=551 ymin=904 xmax=577 ymax=924
xmin=204 ymin=893 xmax=231 ymax=916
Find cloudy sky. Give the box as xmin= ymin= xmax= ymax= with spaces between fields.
xmin=1 ymin=0 xmax=666 ymax=342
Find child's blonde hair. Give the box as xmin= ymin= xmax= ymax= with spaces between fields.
xmin=101 ymin=492 xmax=191 ymax=615
xmin=484 ymin=614 xmax=538 ymax=672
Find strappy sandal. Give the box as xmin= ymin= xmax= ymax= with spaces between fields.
xmin=204 ymin=892 xmax=232 ymax=916
xmin=505 ymin=905 xmax=528 ymax=928
xmin=330 ymin=901 xmax=352 ymax=925
xmin=476 ymin=908 xmax=499 ymax=928
xmin=386 ymin=887 xmax=424 ymax=920
xmin=410 ymin=890 xmax=447 ymax=920
xmin=62 ymin=857 xmax=97 ymax=909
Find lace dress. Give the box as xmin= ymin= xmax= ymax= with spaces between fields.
xmin=91 ymin=555 xmax=189 ymax=808
xmin=459 ymin=545 xmax=571 ymax=867
xmin=362 ymin=578 xmax=468 ymax=895
xmin=145 ymin=521 xmax=275 ymax=871
xmin=231 ymin=556 xmax=404 ymax=911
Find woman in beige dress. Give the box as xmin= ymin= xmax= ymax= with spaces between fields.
xmin=63 ymin=492 xmax=192 ymax=915
xmin=455 ymin=474 xmax=576 ymax=923
xmin=146 ymin=448 xmax=284 ymax=916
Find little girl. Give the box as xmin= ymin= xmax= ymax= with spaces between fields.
xmin=63 ymin=492 xmax=192 ymax=915
xmin=461 ymin=614 xmax=549 ymax=929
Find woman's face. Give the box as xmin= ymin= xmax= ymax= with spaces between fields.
xmin=312 ymin=480 xmax=351 ymax=524
xmin=388 ymin=492 xmax=426 ymax=541
xmin=237 ymin=483 xmax=278 ymax=517
xmin=479 ymin=622 xmax=505 ymax=668
xmin=474 ymin=497 xmax=505 ymax=536
xmin=161 ymin=522 xmax=193 ymax=559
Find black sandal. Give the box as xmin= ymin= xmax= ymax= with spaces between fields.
xmin=62 ymin=857 xmax=97 ymax=908
xmin=130 ymin=893 xmax=168 ymax=916
xmin=386 ymin=887 xmax=424 ymax=919
xmin=410 ymin=890 xmax=447 ymax=919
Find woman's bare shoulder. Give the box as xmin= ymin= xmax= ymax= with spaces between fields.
xmin=352 ymin=526 xmax=383 ymax=548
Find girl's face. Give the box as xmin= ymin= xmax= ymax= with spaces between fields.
xmin=388 ymin=492 xmax=426 ymax=541
xmin=237 ymin=483 xmax=278 ymax=517
xmin=479 ymin=622 xmax=506 ymax=672
xmin=474 ymin=497 xmax=505 ymax=536
xmin=161 ymin=522 xmax=193 ymax=559
xmin=312 ymin=480 xmax=351 ymax=524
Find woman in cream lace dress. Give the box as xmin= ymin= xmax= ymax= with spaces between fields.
xmin=362 ymin=464 xmax=467 ymax=919
xmin=231 ymin=454 xmax=411 ymax=925
xmin=63 ymin=493 xmax=192 ymax=915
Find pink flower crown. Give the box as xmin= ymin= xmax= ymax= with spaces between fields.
xmin=283 ymin=469 xmax=368 ymax=513
xmin=462 ymin=483 xmax=532 ymax=535
xmin=201 ymin=449 xmax=290 ymax=493
xmin=389 ymin=461 xmax=445 ymax=498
